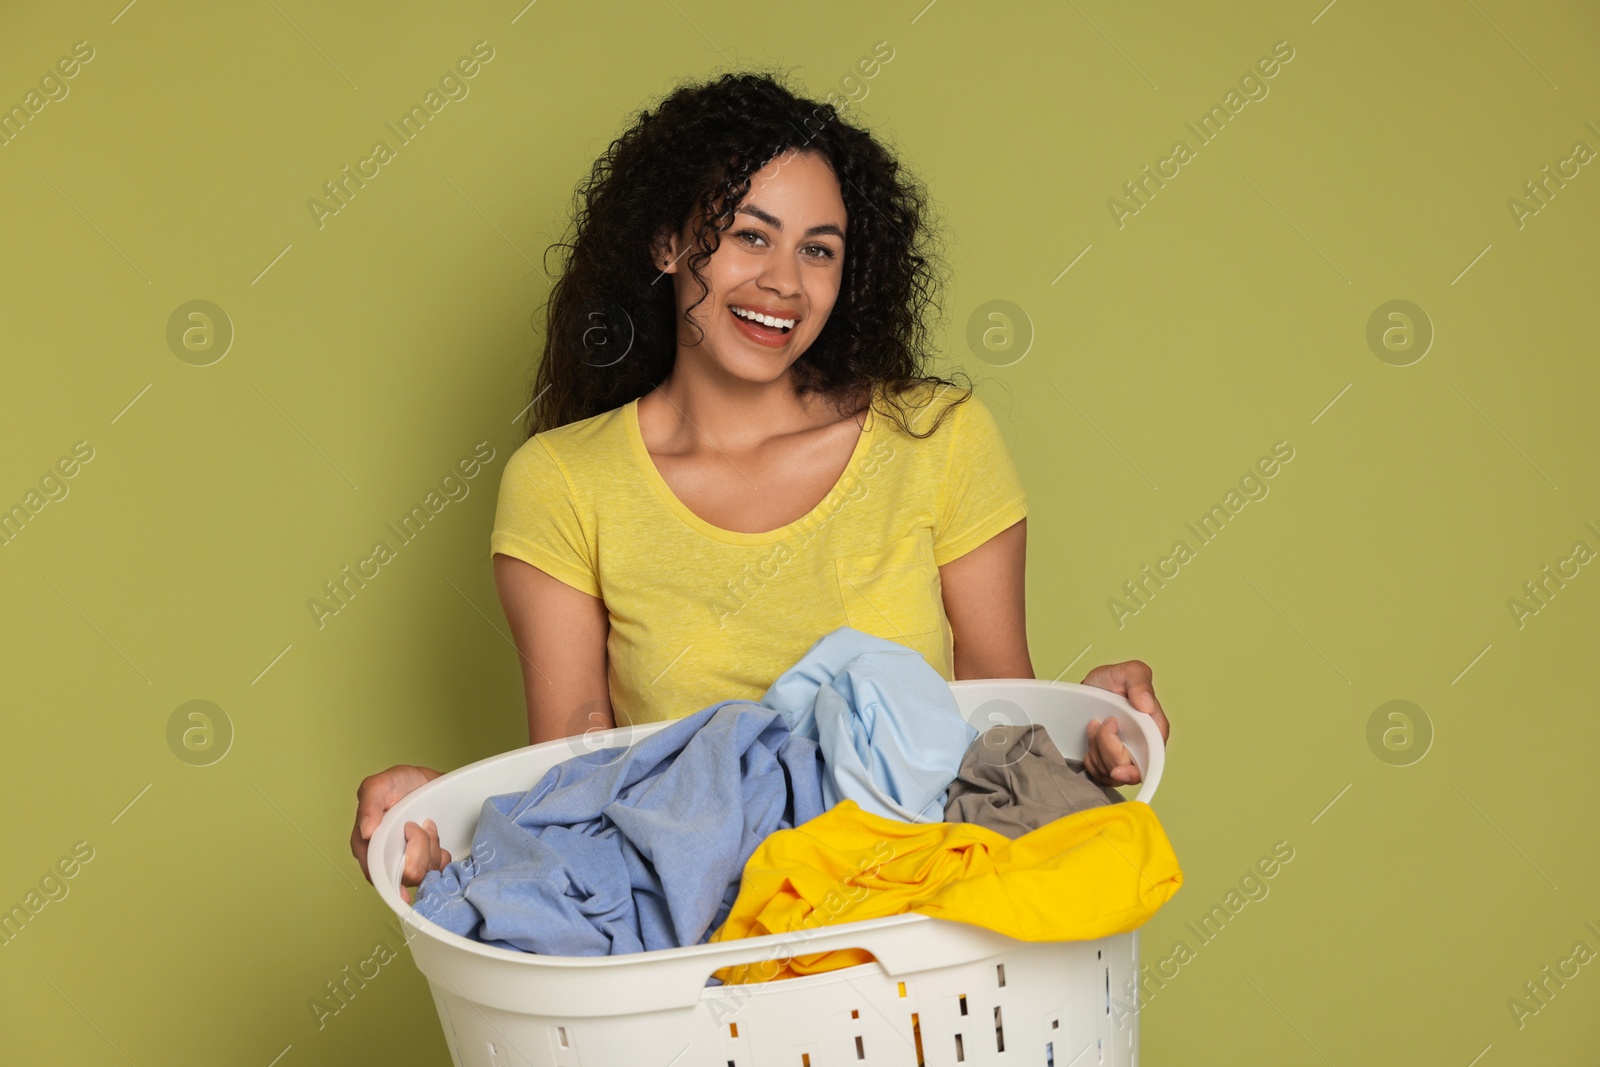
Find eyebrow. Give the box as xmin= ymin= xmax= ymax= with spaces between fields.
xmin=737 ymin=202 xmax=846 ymax=240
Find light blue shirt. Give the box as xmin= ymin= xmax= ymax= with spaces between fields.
xmin=761 ymin=626 xmax=978 ymax=823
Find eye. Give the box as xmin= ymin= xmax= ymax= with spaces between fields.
xmin=734 ymin=229 xmax=836 ymax=260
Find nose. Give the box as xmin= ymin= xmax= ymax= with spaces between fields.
xmin=755 ymin=242 xmax=803 ymax=297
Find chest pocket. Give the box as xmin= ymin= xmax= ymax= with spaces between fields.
xmin=834 ymin=530 xmax=943 ymax=641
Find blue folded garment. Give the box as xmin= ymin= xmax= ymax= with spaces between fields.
xmin=761 ymin=627 xmax=978 ymax=823
xmin=412 ymin=700 xmax=824 ymax=955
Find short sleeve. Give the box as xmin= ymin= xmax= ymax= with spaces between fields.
xmin=932 ymin=395 xmax=1030 ymax=566
xmin=489 ymin=436 xmax=601 ymax=598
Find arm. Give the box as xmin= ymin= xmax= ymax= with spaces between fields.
xmin=939 ymin=517 xmax=1033 ymax=680
xmin=350 ymin=556 xmax=611 ymax=897
xmin=493 ymin=553 xmax=615 ymax=744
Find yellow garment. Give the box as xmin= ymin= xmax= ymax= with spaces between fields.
xmin=489 ymin=382 xmax=1029 ymax=725
xmin=708 ymin=799 xmax=1182 ymax=985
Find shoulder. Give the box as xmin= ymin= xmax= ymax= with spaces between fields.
xmin=875 ymin=384 xmax=1022 ymax=490
xmin=533 ymin=401 xmax=628 ymax=453
xmin=500 ymin=403 xmax=629 ymax=493
xmin=873 ymin=380 xmax=977 ymax=441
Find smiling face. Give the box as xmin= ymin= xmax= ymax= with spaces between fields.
xmin=654 ymin=148 xmax=848 ymax=386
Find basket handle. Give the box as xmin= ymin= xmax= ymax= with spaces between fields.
xmin=695 ymin=912 xmax=1020 ymax=993
xmin=950 ymin=678 xmax=1165 ymax=804
xmin=1104 ymin=684 xmax=1164 ymax=805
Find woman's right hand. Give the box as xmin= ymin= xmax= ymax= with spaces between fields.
xmin=351 ymin=764 xmax=449 ymax=902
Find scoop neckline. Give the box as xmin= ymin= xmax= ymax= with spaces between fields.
xmin=624 ymin=391 xmax=878 ymax=546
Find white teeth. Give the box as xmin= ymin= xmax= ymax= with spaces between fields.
xmin=731 ymin=306 xmax=795 ymax=330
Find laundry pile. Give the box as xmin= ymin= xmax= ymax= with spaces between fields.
xmin=410 ymin=699 xmax=823 ymax=955
xmin=411 ymin=627 xmax=1183 ymax=980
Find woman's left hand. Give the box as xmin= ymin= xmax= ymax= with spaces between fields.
xmin=1080 ymin=659 xmax=1171 ymax=788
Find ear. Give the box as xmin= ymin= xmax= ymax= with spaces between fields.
xmin=651 ymin=227 xmax=683 ymax=275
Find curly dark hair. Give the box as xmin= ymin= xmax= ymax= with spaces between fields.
xmin=521 ymin=67 xmax=972 ymax=440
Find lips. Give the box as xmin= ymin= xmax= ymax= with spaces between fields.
xmin=727 ymin=304 xmax=798 ymax=348
xmin=729 ymin=303 xmax=799 ymax=327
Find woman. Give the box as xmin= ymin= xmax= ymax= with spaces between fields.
xmin=350 ymin=71 xmax=1171 ymax=895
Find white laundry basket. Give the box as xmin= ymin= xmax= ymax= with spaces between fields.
xmin=369 ymin=679 xmax=1168 ymax=1067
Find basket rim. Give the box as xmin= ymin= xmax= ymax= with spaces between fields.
xmin=372 ymin=677 xmax=1166 ymax=971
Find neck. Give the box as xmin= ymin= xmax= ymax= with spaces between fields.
xmin=648 ymin=364 xmax=863 ymax=452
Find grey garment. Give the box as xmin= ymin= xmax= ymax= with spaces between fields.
xmin=943 ymin=724 xmax=1125 ymax=839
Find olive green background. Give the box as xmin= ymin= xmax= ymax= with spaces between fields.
xmin=3 ymin=0 xmax=1598 ymax=1063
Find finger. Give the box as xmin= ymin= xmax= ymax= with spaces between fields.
xmin=1083 ymin=720 xmax=1104 ymax=778
xmin=1098 ymin=717 xmax=1131 ymax=764
xmin=400 ymin=822 xmax=416 ymax=883
xmin=1077 ymin=662 xmax=1117 ymax=690
xmin=424 ymin=819 xmax=442 ymax=869
xmin=1113 ymin=745 xmax=1144 ymax=783
xmin=357 ymin=781 xmax=395 ymax=840
xmin=1079 ymin=659 xmax=1141 ymax=696
xmin=1100 ymin=746 xmax=1133 ymax=782
xmin=1094 ymin=719 xmax=1136 ymax=782
xmin=1097 ymin=720 xmax=1144 ymax=783
xmin=402 ymin=822 xmax=430 ymax=887
xmin=1125 ymin=679 xmax=1171 ymax=741
xmin=1127 ymin=681 xmax=1159 ymax=716
xmin=356 ymin=800 xmax=383 ymax=841
xmin=351 ymin=824 xmax=372 ymax=883
xmin=1086 ymin=722 xmax=1123 ymax=787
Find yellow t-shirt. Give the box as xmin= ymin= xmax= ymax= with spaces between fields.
xmin=489 ymin=382 xmax=1029 ymax=726
xmin=707 ymin=798 xmax=1183 ymax=984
